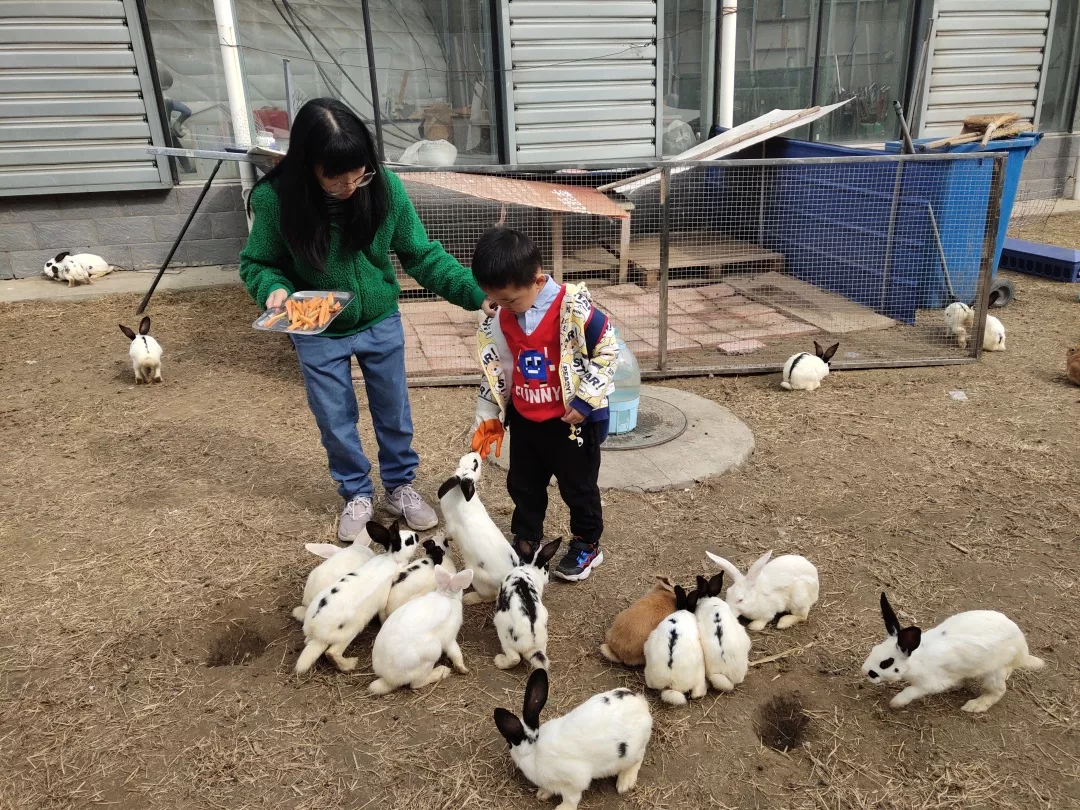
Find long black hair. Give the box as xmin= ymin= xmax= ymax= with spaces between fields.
xmin=253 ymin=98 xmax=388 ymax=270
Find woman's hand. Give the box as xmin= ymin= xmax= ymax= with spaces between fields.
xmin=265 ymin=289 xmax=289 ymax=310
xmin=480 ymin=298 xmax=498 ymax=318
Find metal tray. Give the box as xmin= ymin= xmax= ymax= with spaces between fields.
xmin=252 ymin=290 xmax=354 ymax=335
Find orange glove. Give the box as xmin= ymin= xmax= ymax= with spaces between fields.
xmin=471 ymin=419 xmax=505 ymax=459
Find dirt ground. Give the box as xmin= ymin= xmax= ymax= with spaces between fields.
xmin=2 ymin=231 xmax=1079 ymax=808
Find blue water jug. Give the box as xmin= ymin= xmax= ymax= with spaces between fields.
xmin=608 ymin=328 xmax=641 ymax=435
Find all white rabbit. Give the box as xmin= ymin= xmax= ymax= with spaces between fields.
xmin=643 ymin=585 xmax=707 ymax=706
xmin=119 ymin=317 xmax=163 ymax=384
xmin=438 ymin=452 xmax=519 ymax=604
xmin=707 ymin=550 xmax=819 ymax=631
xmin=380 ymin=533 xmax=456 ymax=621
xmin=368 ymin=565 xmax=474 ymax=694
xmin=43 ymin=251 xmax=117 ymax=286
xmin=292 ymin=530 xmax=376 ymax=622
xmin=780 ymin=341 xmax=839 ymax=391
xmin=494 ymin=539 xmax=562 ymax=671
xmin=864 ymin=592 xmax=1044 ymax=713
xmin=943 ymin=301 xmax=974 ymax=349
xmin=295 ymin=520 xmax=420 ymax=674
xmin=494 ymin=669 xmax=653 ymax=810
xmin=693 ymin=573 xmax=752 ymax=692
xmin=983 ymin=314 xmax=1006 ymax=352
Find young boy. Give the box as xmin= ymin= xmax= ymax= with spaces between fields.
xmin=469 ymin=226 xmax=619 ymax=582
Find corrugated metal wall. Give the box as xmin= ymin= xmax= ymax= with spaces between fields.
xmin=505 ymin=1 xmax=660 ymax=163
xmin=0 ymin=0 xmax=171 ymax=197
xmin=919 ymin=0 xmax=1053 ymax=138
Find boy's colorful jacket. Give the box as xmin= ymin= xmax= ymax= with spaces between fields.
xmin=473 ymin=282 xmax=619 ymax=436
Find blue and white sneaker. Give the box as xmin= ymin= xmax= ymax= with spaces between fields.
xmin=554 ymin=538 xmax=603 ymax=582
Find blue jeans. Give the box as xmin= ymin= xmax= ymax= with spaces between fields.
xmin=290 ymin=312 xmax=417 ymax=500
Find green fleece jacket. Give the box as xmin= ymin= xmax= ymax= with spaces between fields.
xmin=239 ymin=170 xmax=486 ymax=335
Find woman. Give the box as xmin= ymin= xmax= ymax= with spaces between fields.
xmin=239 ymin=98 xmax=494 ymax=540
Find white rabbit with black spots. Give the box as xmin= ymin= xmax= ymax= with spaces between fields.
xmin=643 ymin=585 xmax=707 ymax=706
xmin=295 ymin=520 xmax=420 ymax=674
xmin=369 ymin=565 xmax=474 ymax=694
xmin=693 ymin=573 xmax=752 ymax=692
xmin=43 ymin=251 xmax=117 ymax=286
xmin=438 ymin=452 xmax=519 ymax=604
xmin=864 ymin=593 xmax=1044 ymax=713
xmin=494 ymin=669 xmax=653 ymax=810
xmin=780 ymin=341 xmax=839 ymax=391
xmin=380 ymin=533 xmax=455 ymax=621
xmin=943 ymin=302 xmax=974 ymax=349
xmin=983 ymin=314 xmax=1007 ymax=352
xmin=292 ymin=531 xmax=376 ymax=621
xmin=707 ymin=550 xmax=819 ymax=631
xmin=119 ymin=317 xmax=163 ymax=384
xmin=494 ymin=539 xmax=561 ymax=671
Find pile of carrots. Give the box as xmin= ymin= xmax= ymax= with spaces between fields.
xmin=264 ymin=293 xmax=343 ymax=331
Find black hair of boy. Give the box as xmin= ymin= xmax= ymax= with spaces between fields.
xmin=471 ymin=226 xmax=542 ymax=290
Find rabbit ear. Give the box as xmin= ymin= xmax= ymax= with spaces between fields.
xmin=674 ymin=585 xmax=688 ymax=611
xmin=493 ymin=708 xmax=526 ymax=747
xmin=822 ymin=342 xmax=840 ymax=362
xmin=438 ymin=475 xmax=461 ymax=500
xmin=695 ymin=575 xmax=707 ymax=594
xmin=304 ymin=543 xmax=344 ymax=559
xmin=706 ymin=552 xmax=744 ymax=581
xmin=522 ymin=668 xmax=548 ymax=729
xmin=53 ymin=251 xmax=70 ymax=263
xmin=138 ymin=316 xmax=151 ymax=335
xmin=685 ymin=588 xmax=700 ymax=612
xmin=119 ymin=324 xmax=137 ymax=341
xmin=366 ymin=521 xmax=392 ymax=550
xmin=897 ymin=626 xmax=922 ymax=655
xmin=814 ymin=341 xmax=825 ymax=357
xmin=533 ymin=539 xmax=562 ymax=569
xmin=450 ymin=568 xmax=474 ymax=591
xmin=656 ymin=576 xmax=676 ymax=592
xmin=434 ymin=564 xmax=452 ymax=588
xmin=880 ymin=592 xmax=901 ymax=637
xmin=746 ymin=551 xmax=773 ymax=581
xmin=708 ymin=572 xmax=724 ymax=597
xmin=460 ymin=478 xmax=476 ymax=502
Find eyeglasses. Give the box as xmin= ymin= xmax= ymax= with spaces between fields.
xmin=322 ymin=171 xmax=374 ymax=195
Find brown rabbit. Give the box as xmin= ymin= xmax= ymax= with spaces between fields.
xmin=600 ymin=577 xmax=678 ymax=667
xmin=1067 ymin=347 xmax=1080 ymax=387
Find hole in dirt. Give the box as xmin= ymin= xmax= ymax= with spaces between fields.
xmin=756 ymin=693 xmax=811 ymax=752
xmin=205 ymin=623 xmax=268 ymax=667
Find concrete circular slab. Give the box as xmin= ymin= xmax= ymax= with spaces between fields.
xmin=490 ymin=385 xmax=754 ymax=493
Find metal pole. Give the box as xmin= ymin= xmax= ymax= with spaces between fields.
xmin=360 ymin=0 xmax=385 ymax=160
xmin=212 ymin=0 xmax=255 ymax=200
xmin=717 ymin=0 xmax=737 ymax=128
xmin=971 ymin=155 xmax=1007 ymax=359
xmin=136 ymin=160 xmax=224 ymax=315
xmin=657 ymin=168 xmax=671 ymax=371
xmin=880 ymin=158 xmax=905 ymax=313
xmin=283 ymin=58 xmax=296 ymax=126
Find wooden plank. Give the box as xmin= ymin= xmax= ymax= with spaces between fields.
xmin=618 ymin=217 xmax=631 ymax=284
xmin=552 ymin=212 xmax=565 ymax=283
xmin=726 ymin=272 xmax=896 ymax=334
xmin=622 ymin=234 xmax=785 ymax=272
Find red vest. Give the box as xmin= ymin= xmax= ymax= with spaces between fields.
xmin=501 ymin=287 xmax=566 ymax=422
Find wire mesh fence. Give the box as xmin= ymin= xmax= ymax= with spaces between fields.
xmin=393 ymin=152 xmax=1005 ymax=384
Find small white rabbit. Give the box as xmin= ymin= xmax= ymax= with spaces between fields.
xmin=438 ymin=452 xmax=519 ymax=605
xmin=368 ymin=565 xmax=474 ymax=695
xmin=119 ymin=317 xmax=163 ymax=384
xmin=693 ymin=574 xmax=752 ymax=692
xmin=780 ymin=341 xmax=839 ymax=391
xmin=295 ymin=520 xmax=420 ymax=674
xmin=706 ymin=550 xmax=819 ymax=631
xmin=292 ymin=530 xmax=376 ymax=622
xmin=494 ymin=669 xmax=653 ymax=810
xmin=494 ymin=539 xmax=562 ymax=671
xmin=983 ymin=314 xmax=1006 ymax=352
xmin=643 ymin=585 xmax=707 ymax=706
xmin=943 ymin=301 xmax=974 ymax=349
xmin=864 ymin=593 xmax=1044 ymax=713
xmin=43 ymin=251 xmax=117 ymax=286
xmin=380 ymin=533 xmax=456 ymax=621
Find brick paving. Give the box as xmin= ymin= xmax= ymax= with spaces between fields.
xmin=400 ymin=281 xmax=818 ymax=378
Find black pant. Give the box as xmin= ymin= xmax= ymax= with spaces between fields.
xmin=507 ymin=406 xmax=604 ymax=546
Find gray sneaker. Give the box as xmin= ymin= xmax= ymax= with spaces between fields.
xmin=386 ymin=484 xmax=438 ymax=531
xmin=337 ymin=496 xmax=374 ymax=543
